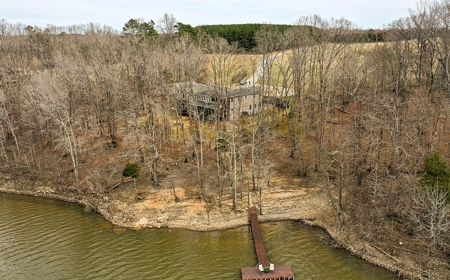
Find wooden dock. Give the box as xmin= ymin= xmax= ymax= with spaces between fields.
xmin=241 ymin=206 xmax=294 ymax=280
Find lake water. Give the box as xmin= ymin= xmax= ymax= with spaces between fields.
xmin=0 ymin=193 xmax=396 ymax=279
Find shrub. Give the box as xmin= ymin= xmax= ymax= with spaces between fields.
xmin=122 ymin=163 xmax=140 ymax=179
xmin=420 ymin=153 xmax=450 ymax=201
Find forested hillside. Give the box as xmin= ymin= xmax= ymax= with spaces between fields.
xmin=2 ymin=0 xmax=450 ymax=278
xmin=197 ymin=24 xmax=292 ymax=50
xmin=182 ymin=23 xmax=384 ymax=51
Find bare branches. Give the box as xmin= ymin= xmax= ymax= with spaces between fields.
xmin=409 ymin=183 xmax=450 ymax=254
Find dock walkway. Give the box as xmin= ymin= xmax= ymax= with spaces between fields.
xmin=249 ymin=206 xmax=270 ymax=267
xmin=241 ymin=206 xmax=294 ymax=280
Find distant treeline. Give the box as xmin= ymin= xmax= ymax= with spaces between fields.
xmin=197 ymin=24 xmax=292 ymax=51
xmin=0 ymin=17 xmax=386 ymax=53
xmin=191 ymin=23 xmax=386 ymax=51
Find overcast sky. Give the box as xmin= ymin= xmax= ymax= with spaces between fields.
xmin=3 ymin=0 xmax=421 ymax=31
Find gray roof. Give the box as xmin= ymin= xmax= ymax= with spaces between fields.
xmin=174 ymin=82 xmax=261 ymax=98
xmin=173 ymin=82 xmax=215 ymax=96
xmin=229 ymin=86 xmax=262 ymax=97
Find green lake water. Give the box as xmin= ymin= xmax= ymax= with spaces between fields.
xmin=0 ymin=193 xmax=396 ymax=279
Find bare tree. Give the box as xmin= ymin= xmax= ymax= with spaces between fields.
xmin=409 ymin=182 xmax=450 ymax=255
xmin=0 ymin=19 xmax=12 ymax=36
xmin=29 ymin=71 xmax=81 ymax=186
xmin=157 ymin=13 xmax=177 ymax=35
xmin=297 ymin=15 xmax=354 ymax=172
xmin=282 ymin=25 xmax=314 ymax=175
xmin=203 ymin=35 xmax=246 ymax=206
xmin=242 ymin=108 xmax=275 ymax=214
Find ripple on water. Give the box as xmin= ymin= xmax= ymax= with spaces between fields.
xmin=0 ymin=193 xmax=396 ymax=280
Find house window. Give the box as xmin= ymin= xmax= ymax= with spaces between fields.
xmin=231 ymin=108 xmax=234 ymax=112
xmin=230 ymin=97 xmax=233 ymax=102
xmin=249 ymin=105 xmax=252 ymax=110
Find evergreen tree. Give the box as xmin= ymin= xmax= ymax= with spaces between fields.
xmin=122 ymin=163 xmax=140 ymax=179
xmin=420 ymin=153 xmax=450 ymax=201
xmin=123 ymin=19 xmax=157 ymax=38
